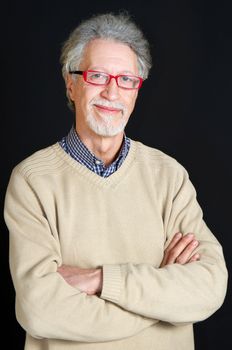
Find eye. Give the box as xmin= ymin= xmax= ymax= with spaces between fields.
xmin=88 ymin=72 xmax=107 ymax=82
xmin=91 ymin=73 xmax=102 ymax=79
xmin=118 ymin=75 xmax=140 ymax=88
xmin=121 ymin=75 xmax=133 ymax=82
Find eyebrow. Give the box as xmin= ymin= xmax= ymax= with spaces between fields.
xmin=88 ymin=67 xmax=137 ymax=75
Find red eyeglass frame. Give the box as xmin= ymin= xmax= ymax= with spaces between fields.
xmin=69 ymin=70 xmax=144 ymax=89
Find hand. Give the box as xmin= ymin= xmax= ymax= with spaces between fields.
xmin=57 ymin=265 xmax=103 ymax=295
xmin=160 ymin=232 xmax=200 ymax=268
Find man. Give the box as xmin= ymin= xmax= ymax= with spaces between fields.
xmin=4 ymin=12 xmax=227 ymax=350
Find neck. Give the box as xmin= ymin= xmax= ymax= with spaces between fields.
xmin=75 ymin=126 xmax=124 ymax=166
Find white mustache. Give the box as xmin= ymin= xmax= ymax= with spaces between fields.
xmin=90 ymin=99 xmax=126 ymax=112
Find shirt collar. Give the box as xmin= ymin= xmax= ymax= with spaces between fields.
xmin=64 ymin=126 xmax=130 ymax=177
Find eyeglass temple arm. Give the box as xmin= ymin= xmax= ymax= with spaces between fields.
xmin=69 ymin=70 xmax=83 ymax=75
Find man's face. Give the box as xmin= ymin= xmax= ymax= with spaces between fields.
xmin=67 ymin=39 xmax=140 ymax=137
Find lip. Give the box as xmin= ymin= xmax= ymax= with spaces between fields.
xmin=94 ymin=104 xmax=121 ymax=113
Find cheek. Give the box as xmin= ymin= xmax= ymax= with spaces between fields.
xmin=74 ymin=87 xmax=94 ymax=110
xmin=78 ymin=86 xmax=102 ymax=105
xmin=125 ymin=93 xmax=138 ymax=112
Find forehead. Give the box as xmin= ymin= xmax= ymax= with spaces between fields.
xmin=80 ymin=39 xmax=139 ymax=74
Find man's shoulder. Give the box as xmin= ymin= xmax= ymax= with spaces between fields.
xmin=133 ymin=140 xmax=184 ymax=171
xmin=12 ymin=143 xmax=65 ymax=180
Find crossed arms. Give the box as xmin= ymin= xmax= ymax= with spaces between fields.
xmin=58 ymin=232 xmax=200 ymax=295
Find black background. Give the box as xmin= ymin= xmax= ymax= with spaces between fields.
xmin=1 ymin=0 xmax=231 ymax=348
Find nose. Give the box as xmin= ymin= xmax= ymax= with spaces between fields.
xmin=100 ymin=77 xmax=120 ymax=101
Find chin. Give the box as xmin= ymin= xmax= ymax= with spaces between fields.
xmin=91 ymin=124 xmax=125 ymax=137
xmin=87 ymin=113 xmax=127 ymax=137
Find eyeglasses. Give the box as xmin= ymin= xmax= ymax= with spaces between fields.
xmin=69 ymin=70 xmax=143 ymax=90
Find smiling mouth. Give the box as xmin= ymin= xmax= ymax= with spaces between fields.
xmin=94 ymin=104 xmax=122 ymax=113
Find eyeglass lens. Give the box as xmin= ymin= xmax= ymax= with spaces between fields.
xmin=86 ymin=71 xmax=141 ymax=89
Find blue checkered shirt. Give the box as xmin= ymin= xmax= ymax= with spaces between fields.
xmin=59 ymin=126 xmax=131 ymax=178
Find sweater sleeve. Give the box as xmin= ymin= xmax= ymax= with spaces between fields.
xmin=100 ymin=165 xmax=228 ymax=325
xmin=4 ymin=168 xmax=156 ymax=342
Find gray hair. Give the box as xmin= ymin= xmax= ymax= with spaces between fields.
xmin=60 ymin=12 xmax=152 ymax=110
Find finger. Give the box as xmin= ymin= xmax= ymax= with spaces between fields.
xmin=165 ymin=232 xmax=183 ymax=252
xmin=175 ymin=240 xmax=199 ymax=264
xmin=161 ymin=233 xmax=183 ymax=267
xmin=165 ymin=233 xmax=196 ymax=264
xmin=189 ymin=253 xmax=200 ymax=263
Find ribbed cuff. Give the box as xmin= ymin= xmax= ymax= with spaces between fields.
xmin=100 ymin=264 xmax=122 ymax=303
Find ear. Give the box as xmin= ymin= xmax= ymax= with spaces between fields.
xmin=66 ymin=74 xmax=75 ymax=101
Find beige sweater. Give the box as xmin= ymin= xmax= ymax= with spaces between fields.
xmin=4 ymin=140 xmax=227 ymax=350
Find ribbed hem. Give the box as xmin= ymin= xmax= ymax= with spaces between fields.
xmin=100 ymin=265 xmax=122 ymax=303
